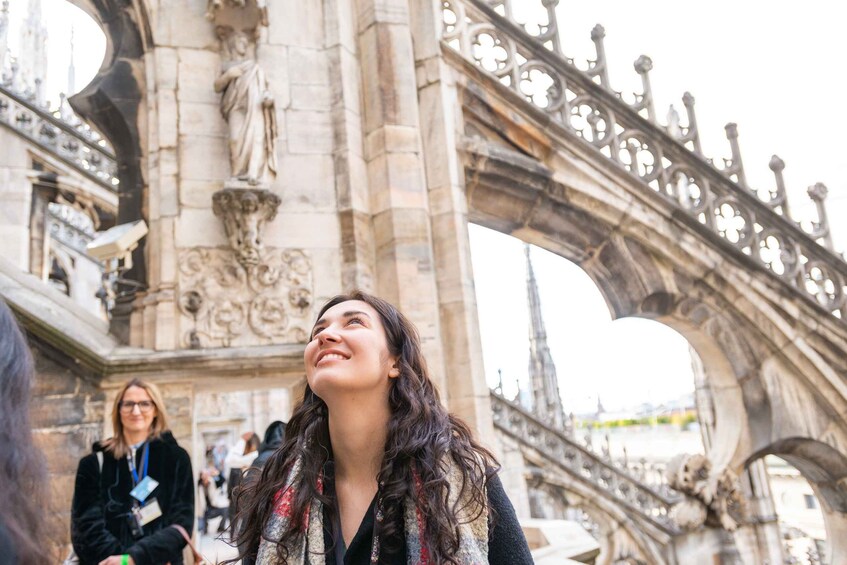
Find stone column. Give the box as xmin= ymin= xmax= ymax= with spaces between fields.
xmin=407 ymin=0 xmax=495 ymax=444
xmin=354 ymin=0 xmax=447 ymax=395
xmin=742 ymin=459 xmax=784 ymax=564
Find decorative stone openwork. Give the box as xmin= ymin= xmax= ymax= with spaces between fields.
xmin=177 ymin=246 xmax=312 ymax=348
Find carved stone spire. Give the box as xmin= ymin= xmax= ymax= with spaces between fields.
xmin=525 ymin=244 xmax=567 ymax=432
xmin=0 ymin=1 xmax=10 ymax=71
xmin=67 ymin=25 xmax=76 ymax=95
xmin=19 ymin=0 xmax=48 ymax=105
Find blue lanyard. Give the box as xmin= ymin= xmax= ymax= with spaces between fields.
xmin=127 ymin=442 xmax=150 ymax=486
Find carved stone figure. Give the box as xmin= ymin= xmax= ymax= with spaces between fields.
xmin=664 ymin=453 xmax=744 ymax=532
xmin=214 ymin=28 xmax=277 ymax=185
xmin=212 ymin=188 xmax=280 ymax=268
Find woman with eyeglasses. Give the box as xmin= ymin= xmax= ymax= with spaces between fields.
xmin=70 ymin=379 xmax=195 ymax=565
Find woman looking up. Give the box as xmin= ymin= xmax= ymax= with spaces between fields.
xmin=234 ymin=291 xmax=533 ymax=564
xmin=70 ymin=379 xmax=195 ymax=565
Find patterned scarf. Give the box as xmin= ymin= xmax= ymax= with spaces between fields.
xmin=256 ymin=457 xmax=489 ymax=564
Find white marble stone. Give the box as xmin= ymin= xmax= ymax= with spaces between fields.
xmin=179 ymin=134 xmax=229 ymax=181
xmin=263 ymin=211 xmax=340 ymax=249
xmin=178 ymin=101 xmax=226 ymax=138
xmin=267 ymin=0 xmax=325 ymax=48
xmin=286 ymin=110 xmax=334 ymax=154
xmin=276 ymin=154 xmax=336 ymax=211
xmin=175 ymin=208 xmax=228 ymax=248
xmin=177 ymin=48 xmax=221 ymax=105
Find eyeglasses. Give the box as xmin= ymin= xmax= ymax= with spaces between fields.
xmin=119 ymin=400 xmax=155 ymax=413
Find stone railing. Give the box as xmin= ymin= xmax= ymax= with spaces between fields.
xmin=491 ymin=391 xmax=678 ymax=532
xmin=442 ymin=0 xmax=847 ymax=321
xmin=0 ymin=84 xmax=118 ymax=190
xmin=47 ymin=203 xmax=97 ymax=256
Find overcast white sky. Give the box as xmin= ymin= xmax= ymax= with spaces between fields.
xmin=12 ymin=1 xmax=846 ymax=414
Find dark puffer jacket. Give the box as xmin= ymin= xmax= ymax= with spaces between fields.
xmin=71 ymin=431 xmax=195 ymax=565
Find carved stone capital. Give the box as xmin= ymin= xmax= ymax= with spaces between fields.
xmin=212 ymin=187 xmax=280 ymax=269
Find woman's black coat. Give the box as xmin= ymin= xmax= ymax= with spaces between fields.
xmin=71 ymin=431 xmax=195 ymax=565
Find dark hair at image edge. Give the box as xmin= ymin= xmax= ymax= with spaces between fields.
xmin=229 ymin=291 xmax=499 ymax=564
xmin=0 ymin=299 xmax=51 ymax=563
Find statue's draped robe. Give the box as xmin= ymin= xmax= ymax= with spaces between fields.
xmin=220 ymin=59 xmax=278 ymax=182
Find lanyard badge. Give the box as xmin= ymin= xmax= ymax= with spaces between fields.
xmin=128 ymin=443 xmax=159 ymax=503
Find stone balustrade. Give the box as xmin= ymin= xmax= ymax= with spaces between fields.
xmin=491 ymin=391 xmax=679 ymax=532
xmin=443 ymin=0 xmax=847 ymax=320
xmin=0 ymin=84 xmax=118 ymax=190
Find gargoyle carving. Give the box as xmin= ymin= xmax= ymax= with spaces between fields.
xmin=664 ymin=453 xmax=745 ymax=532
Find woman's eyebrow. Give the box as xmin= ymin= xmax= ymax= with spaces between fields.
xmin=340 ymin=310 xmax=371 ymax=319
xmin=311 ymin=311 xmax=372 ymax=332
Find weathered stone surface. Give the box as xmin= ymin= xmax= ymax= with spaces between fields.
xmin=286 ymin=110 xmax=334 ymax=154
xmin=177 ymin=48 xmax=221 ymax=105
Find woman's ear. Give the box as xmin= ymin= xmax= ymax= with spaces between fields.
xmin=388 ymin=363 xmax=400 ymax=378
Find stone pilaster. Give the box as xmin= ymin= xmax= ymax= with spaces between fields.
xmin=355 ymin=0 xmax=447 ymax=395
xmin=407 ymin=0 xmax=495 ymax=443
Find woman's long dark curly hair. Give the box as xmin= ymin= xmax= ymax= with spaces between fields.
xmin=0 ymin=299 xmax=50 ymax=564
xmin=231 ymin=291 xmax=498 ymax=564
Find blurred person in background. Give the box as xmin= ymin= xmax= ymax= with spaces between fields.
xmin=253 ymin=420 xmax=286 ymax=469
xmin=197 ymin=463 xmax=228 ymax=536
xmin=224 ymin=431 xmax=260 ymax=535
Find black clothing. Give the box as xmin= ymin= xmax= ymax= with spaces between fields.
xmin=0 ymin=522 xmax=17 ymax=565
xmin=254 ymin=420 xmax=286 ymax=469
xmin=71 ymin=432 xmax=195 ymax=565
xmin=319 ymin=473 xmax=533 ymax=565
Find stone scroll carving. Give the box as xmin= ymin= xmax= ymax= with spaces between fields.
xmin=208 ymin=0 xmax=277 ymax=185
xmin=178 ymin=246 xmax=312 ymax=348
xmin=664 ymin=453 xmax=745 ymax=532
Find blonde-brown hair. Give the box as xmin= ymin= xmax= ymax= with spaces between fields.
xmin=102 ymin=378 xmax=170 ymax=458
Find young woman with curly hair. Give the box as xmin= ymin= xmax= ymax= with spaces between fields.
xmin=232 ymin=291 xmax=532 ymax=564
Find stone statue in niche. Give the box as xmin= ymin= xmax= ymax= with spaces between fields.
xmin=214 ymin=27 xmax=277 ymax=185
xmin=207 ymin=0 xmax=275 ymax=185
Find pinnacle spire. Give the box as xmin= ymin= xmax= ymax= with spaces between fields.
xmin=525 ymin=244 xmax=568 ymax=432
xmin=67 ymin=25 xmax=75 ymax=95
xmin=0 ymin=1 xmax=9 ymax=71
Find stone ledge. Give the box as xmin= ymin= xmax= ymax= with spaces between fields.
xmin=0 ymin=254 xmax=306 ymax=384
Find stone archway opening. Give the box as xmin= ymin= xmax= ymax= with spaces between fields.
xmin=746 ymin=438 xmax=847 ymax=565
xmin=763 ymin=455 xmax=828 ymax=564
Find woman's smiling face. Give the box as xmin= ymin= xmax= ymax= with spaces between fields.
xmin=305 ymin=300 xmax=398 ymax=399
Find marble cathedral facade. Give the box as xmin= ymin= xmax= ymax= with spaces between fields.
xmin=3 ymin=0 xmax=847 ymax=563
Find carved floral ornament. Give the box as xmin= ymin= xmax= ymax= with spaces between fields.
xmin=178 ymin=246 xmax=312 ymax=349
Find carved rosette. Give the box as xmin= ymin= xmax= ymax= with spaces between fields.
xmin=177 ymin=246 xmax=312 ymax=348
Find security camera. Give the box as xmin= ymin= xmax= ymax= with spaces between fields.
xmin=87 ymin=219 xmax=148 ymax=271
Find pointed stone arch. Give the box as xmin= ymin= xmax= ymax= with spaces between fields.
xmin=63 ymin=0 xmax=153 ymax=340
xmin=747 ymin=437 xmax=847 ymax=560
